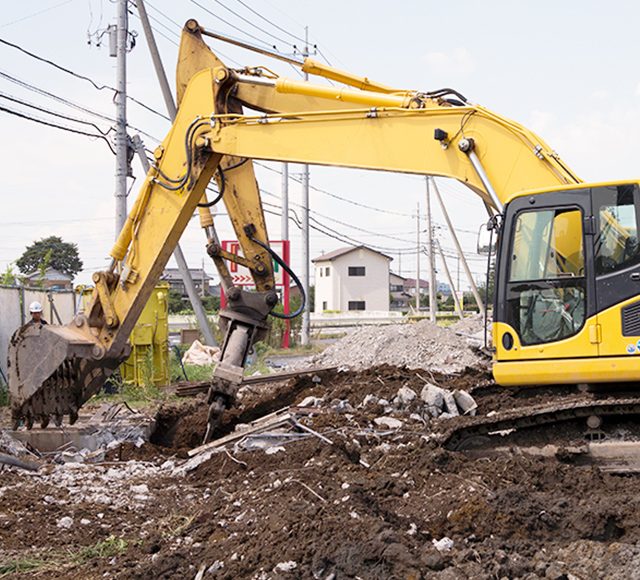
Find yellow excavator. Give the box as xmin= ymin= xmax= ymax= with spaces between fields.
xmin=9 ymin=20 xmax=640 ymax=438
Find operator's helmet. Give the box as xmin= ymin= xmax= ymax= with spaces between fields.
xmin=29 ymin=301 xmax=43 ymax=313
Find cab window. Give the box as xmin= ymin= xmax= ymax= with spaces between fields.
xmin=593 ymin=184 xmax=640 ymax=276
xmin=506 ymin=208 xmax=585 ymax=346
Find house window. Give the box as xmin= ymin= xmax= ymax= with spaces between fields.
xmin=348 ymin=266 xmax=366 ymax=276
xmin=348 ymin=301 xmax=365 ymax=310
xmin=325 ymin=267 xmax=330 ymax=276
xmin=322 ymin=301 xmax=328 ymax=310
xmin=319 ymin=268 xmax=323 ymax=277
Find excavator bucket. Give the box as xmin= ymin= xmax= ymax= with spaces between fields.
xmin=8 ymin=318 xmax=127 ymax=430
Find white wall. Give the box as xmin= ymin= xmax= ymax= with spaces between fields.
xmin=0 ymin=287 xmax=21 ymax=379
xmin=314 ymin=249 xmax=390 ymax=313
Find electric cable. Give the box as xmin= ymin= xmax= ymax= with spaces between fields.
xmin=0 ymin=104 xmax=116 ymax=154
xmin=249 ymin=236 xmax=305 ymax=319
xmin=0 ymin=91 xmax=113 ymax=137
xmin=0 ymin=36 xmax=170 ymax=121
xmin=232 ymin=0 xmax=306 ymax=44
xmin=208 ymin=0 xmax=293 ymax=48
xmin=190 ymin=0 xmax=278 ymax=49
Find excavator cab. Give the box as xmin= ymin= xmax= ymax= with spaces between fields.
xmin=493 ymin=181 xmax=640 ymax=385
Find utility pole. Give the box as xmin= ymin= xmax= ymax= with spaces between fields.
xmin=300 ymin=26 xmax=311 ymax=345
xmin=134 ymin=0 xmax=218 ymax=346
xmin=114 ymin=0 xmax=128 ymax=238
xmin=435 ymin=238 xmax=463 ymax=319
xmin=430 ymin=177 xmax=485 ymax=317
xmin=425 ymin=177 xmax=437 ymax=322
xmin=416 ymin=203 xmax=420 ymax=314
xmin=281 ymin=163 xmax=289 ymax=241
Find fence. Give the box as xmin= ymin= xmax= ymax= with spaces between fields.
xmin=0 ymin=286 xmax=76 ymax=383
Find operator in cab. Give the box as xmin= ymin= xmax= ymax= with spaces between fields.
xmin=28 ymin=301 xmax=47 ymax=325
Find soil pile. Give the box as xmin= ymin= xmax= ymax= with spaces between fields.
xmin=306 ymin=315 xmax=490 ymax=374
xmin=2 ymin=363 xmax=640 ymax=579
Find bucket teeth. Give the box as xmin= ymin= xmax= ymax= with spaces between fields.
xmin=40 ymin=415 xmax=50 ymax=429
xmin=25 ymin=415 xmax=33 ymax=431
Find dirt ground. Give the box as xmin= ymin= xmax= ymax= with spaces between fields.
xmin=3 ymin=362 xmax=640 ymax=579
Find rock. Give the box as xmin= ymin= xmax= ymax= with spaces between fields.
xmin=453 ymin=389 xmax=477 ymax=415
xmin=396 ymin=386 xmax=417 ymax=407
xmin=57 ymin=516 xmax=73 ymax=529
xmin=374 ymin=417 xmax=404 ymax=430
xmin=432 ymin=537 xmax=454 ymax=552
xmin=273 ymin=561 xmax=297 ymax=572
xmin=299 ymin=396 xmax=323 ymax=407
xmin=545 ymin=562 xmax=568 ymax=580
xmin=420 ymin=383 xmax=444 ymax=409
xmin=442 ymin=390 xmax=460 ymax=417
xmin=420 ymin=545 xmax=445 ymax=571
xmin=208 ymin=561 xmax=224 ymax=573
xmin=130 ymin=484 xmax=149 ymax=494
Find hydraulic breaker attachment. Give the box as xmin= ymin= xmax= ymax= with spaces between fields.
xmin=202 ymin=286 xmax=277 ymax=442
xmin=8 ymin=316 xmax=129 ymax=430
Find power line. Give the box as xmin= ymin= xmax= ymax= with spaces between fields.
xmin=209 ymin=0 xmax=294 ymax=48
xmin=0 ymin=69 xmax=162 ymax=144
xmin=140 ymin=1 xmax=242 ymax=66
xmin=232 ymin=0 xmax=306 ymax=44
xmin=0 ymin=1 xmax=73 ymax=29
xmin=190 ymin=0 xmax=279 ymax=50
xmin=0 ymin=35 xmax=170 ymax=121
xmin=0 ymin=104 xmax=116 ymax=154
xmin=0 ymin=91 xmax=113 ymax=137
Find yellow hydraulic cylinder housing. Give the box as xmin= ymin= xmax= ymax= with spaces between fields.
xmin=120 ymin=282 xmax=170 ymax=388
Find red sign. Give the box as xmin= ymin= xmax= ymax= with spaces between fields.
xmin=221 ymin=240 xmax=291 ymax=348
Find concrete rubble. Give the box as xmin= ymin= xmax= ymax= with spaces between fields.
xmin=304 ymin=314 xmax=491 ymax=374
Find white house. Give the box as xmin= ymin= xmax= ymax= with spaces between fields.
xmin=313 ymin=246 xmax=392 ymax=313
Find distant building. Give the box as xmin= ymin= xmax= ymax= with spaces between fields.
xmin=23 ymin=268 xmax=73 ymax=290
xmin=402 ymin=277 xmax=430 ymax=296
xmin=390 ymin=273 xmax=412 ymax=311
xmin=161 ymin=268 xmax=213 ymax=297
xmin=313 ymin=246 xmax=392 ymax=313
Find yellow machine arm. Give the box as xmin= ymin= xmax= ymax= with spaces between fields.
xmin=7 ymin=19 xmax=591 ymax=434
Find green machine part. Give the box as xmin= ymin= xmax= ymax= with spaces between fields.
xmin=120 ymin=282 xmax=170 ymax=388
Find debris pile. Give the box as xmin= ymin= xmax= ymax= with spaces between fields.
xmin=3 ymin=367 xmax=640 ymax=579
xmin=306 ymin=315 xmax=491 ymax=373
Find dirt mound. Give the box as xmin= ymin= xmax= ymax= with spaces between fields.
xmin=4 ymin=365 xmax=640 ymax=579
xmin=306 ymin=316 xmax=490 ymax=374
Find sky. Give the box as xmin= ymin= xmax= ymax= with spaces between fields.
xmin=1 ymin=0 xmax=640 ymax=293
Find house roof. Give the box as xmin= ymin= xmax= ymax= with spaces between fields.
xmin=24 ymin=267 xmax=73 ymax=281
xmin=312 ymin=245 xmax=393 ymax=263
xmin=161 ymin=268 xmax=212 ymax=282
xmin=403 ymin=278 xmax=430 ymax=288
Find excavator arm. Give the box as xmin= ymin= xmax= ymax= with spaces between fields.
xmin=9 ymin=19 xmax=603 ymax=435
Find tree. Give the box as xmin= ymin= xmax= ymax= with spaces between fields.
xmin=167 ymin=289 xmax=187 ymax=314
xmin=201 ymin=294 xmax=220 ymax=313
xmin=16 ymin=236 xmax=83 ymax=279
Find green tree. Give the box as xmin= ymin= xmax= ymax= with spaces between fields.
xmin=16 ymin=236 xmax=83 ymax=279
xmin=201 ymin=294 xmax=220 ymax=313
xmin=167 ymin=289 xmax=187 ymax=314
xmin=476 ymin=259 xmax=496 ymax=305
xmin=0 ymin=262 xmax=21 ymax=286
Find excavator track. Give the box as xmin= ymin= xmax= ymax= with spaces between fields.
xmin=445 ymin=395 xmax=640 ymax=450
